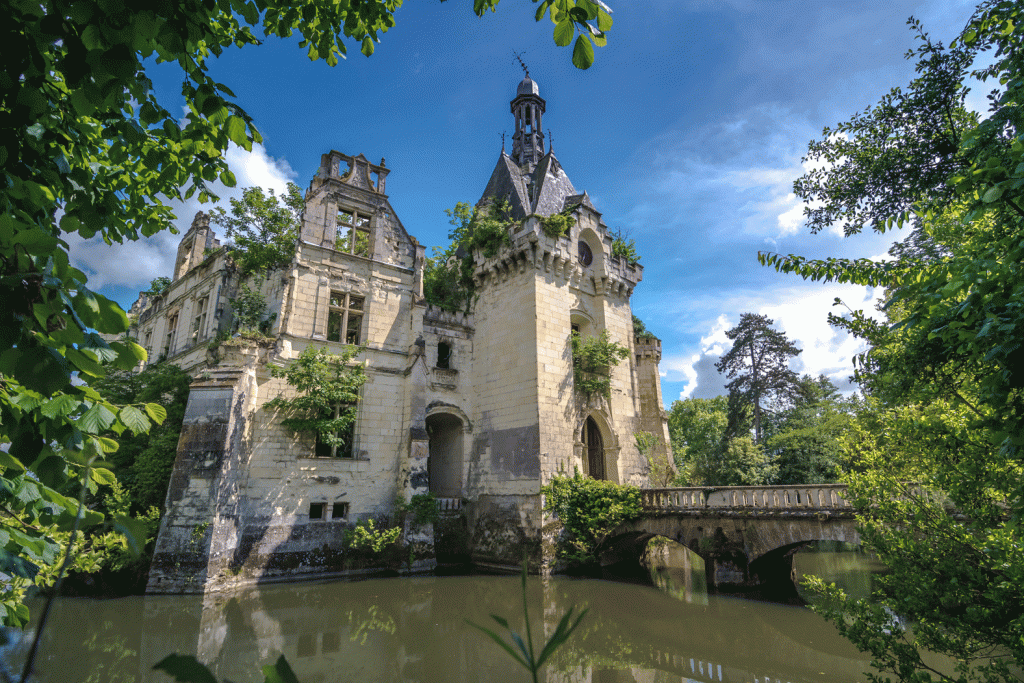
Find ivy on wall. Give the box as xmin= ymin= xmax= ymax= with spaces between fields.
xmin=571 ymin=331 xmax=629 ymax=398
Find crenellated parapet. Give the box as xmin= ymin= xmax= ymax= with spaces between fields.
xmin=635 ymin=336 xmax=662 ymax=362
xmin=469 ymin=212 xmax=642 ymax=301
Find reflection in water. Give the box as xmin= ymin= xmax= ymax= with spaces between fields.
xmin=21 ymin=570 xmax=880 ymax=683
xmin=792 ymin=542 xmax=887 ymax=604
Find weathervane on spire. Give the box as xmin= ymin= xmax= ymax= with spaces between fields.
xmin=513 ymin=51 xmax=530 ymax=78
xmin=501 ymin=132 xmax=506 ymax=154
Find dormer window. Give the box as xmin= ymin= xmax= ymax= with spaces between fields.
xmin=336 ymin=209 xmax=371 ymax=257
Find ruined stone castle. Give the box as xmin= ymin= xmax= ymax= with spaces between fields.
xmin=135 ymin=74 xmax=671 ymax=593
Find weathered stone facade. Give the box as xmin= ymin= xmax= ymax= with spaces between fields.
xmin=139 ymin=75 xmax=672 ymax=593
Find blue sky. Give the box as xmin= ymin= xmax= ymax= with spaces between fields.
xmin=70 ymin=0 xmax=980 ymax=406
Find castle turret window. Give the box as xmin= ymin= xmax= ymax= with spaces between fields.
xmin=327 ymin=292 xmax=364 ymax=345
xmin=336 ymin=209 xmax=371 ymax=257
xmin=436 ymin=341 xmax=452 ymax=369
xmin=163 ymin=314 xmax=178 ymax=357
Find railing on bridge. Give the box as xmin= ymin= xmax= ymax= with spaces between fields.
xmin=641 ymin=484 xmax=852 ymax=512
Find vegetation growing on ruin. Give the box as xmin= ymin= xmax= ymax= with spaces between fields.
xmin=423 ymin=200 xmax=517 ymax=313
xmin=539 ymin=205 xmax=577 ymax=239
xmin=229 ymin=283 xmax=276 ymax=335
xmin=266 ymin=346 xmax=367 ymax=457
xmin=571 ymin=330 xmax=630 ymax=398
xmin=212 ymin=184 xmax=303 ymax=278
xmin=144 ymin=277 xmax=172 ymax=298
xmin=542 ymin=472 xmax=641 ymax=568
xmin=632 ymin=315 xmax=657 ymax=341
xmin=610 ymin=228 xmax=640 ymax=264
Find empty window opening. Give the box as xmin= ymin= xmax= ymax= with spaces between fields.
xmin=321 ymin=632 xmax=340 ymax=653
xmin=332 ymin=502 xmax=349 ymax=519
xmin=296 ymin=633 xmax=316 ymax=657
xmin=327 ymin=291 xmax=364 ymax=345
xmin=308 ymin=502 xmax=326 ymax=520
xmin=436 ymin=341 xmax=452 ymax=369
xmin=315 ymin=405 xmax=356 ymax=459
xmin=192 ymin=295 xmax=208 ymax=342
xmin=336 ymin=209 xmax=371 ymax=257
xmin=163 ymin=314 xmax=178 ymax=357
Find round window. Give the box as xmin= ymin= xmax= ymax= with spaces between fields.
xmin=577 ymin=240 xmax=593 ymax=267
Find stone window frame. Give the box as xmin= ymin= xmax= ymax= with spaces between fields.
xmin=335 ymin=207 xmax=371 ymax=257
xmin=436 ymin=339 xmax=453 ymax=369
xmin=307 ymin=501 xmax=349 ymax=521
xmin=192 ymin=294 xmax=209 ymax=342
xmin=314 ymin=408 xmax=357 ymax=459
xmin=326 ymin=291 xmax=364 ymax=345
xmin=163 ymin=313 xmax=178 ymax=357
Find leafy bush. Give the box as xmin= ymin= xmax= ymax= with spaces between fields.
xmin=542 ymin=472 xmax=642 ymax=567
xmin=144 ymin=277 xmax=172 ymax=297
xmin=539 ymin=207 xmax=576 ymax=239
xmin=632 ymin=314 xmax=657 ymax=341
xmin=230 ymin=283 xmax=273 ymax=333
xmin=399 ymin=492 xmax=439 ymax=526
xmin=571 ymin=330 xmax=629 ymax=398
xmin=610 ymin=228 xmax=640 ymax=264
xmin=345 ymin=519 xmax=401 ymax=554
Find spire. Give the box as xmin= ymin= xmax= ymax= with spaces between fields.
xmin=510 ymin=58 xmax=546 ymax=168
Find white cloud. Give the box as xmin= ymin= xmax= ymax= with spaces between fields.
xmin=67 ymin=143 xmax=297 ymax=291
xmin=663 ymin=282 xmax=884 ymax=400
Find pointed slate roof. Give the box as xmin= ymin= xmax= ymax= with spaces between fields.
xmin=478 ymin=151 xmax=581 ymax=219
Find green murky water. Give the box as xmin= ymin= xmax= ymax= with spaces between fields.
xmin=10 ymin=547 xmax=884 ymax=683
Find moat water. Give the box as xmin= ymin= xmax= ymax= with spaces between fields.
xmin=13 ymin=545 xmax=885 ymax=683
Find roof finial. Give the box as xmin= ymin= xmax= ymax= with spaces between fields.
xmin=513 ymin=51 xmax=530 ymax=78
xmin=501 ymin=132 xmax=506 ymax=154
xmin=548 ymin=129 xmax=553 ymax=153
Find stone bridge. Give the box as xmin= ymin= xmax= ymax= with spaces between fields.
xmin=604 ymin=484 xmax=860 ymax=590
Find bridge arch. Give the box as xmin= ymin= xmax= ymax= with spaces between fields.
xmin=605 ymin=497 xmax=860 ymax=590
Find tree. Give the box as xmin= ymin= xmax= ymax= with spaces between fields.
xmin=265 ymin=346 xmax=367 ymax=458
xmin=90 ymin=364 xmax=193 ymax=512
xmin=761 ymin=2 xmax=1024 ymax=679
xmin=667 ymin=396 xmax=728 ymax=485
xmin=211 ymin=183 xmax=303 ymax=277
xmin=763 ymin=375 xmax=861 ymax=485
xmin=714 ymin=313 xmax=803 ymax=444
xmin=1 ymin=0 xmax=612 ymax=635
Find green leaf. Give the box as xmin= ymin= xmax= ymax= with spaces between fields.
xmin=118 ymin=405 xmax=152 ymax=435
xmin=982 ymin=185 xmax=1004 ymax=203
xmin=597 ymin=7 xmax=612 ymax=31
xmin=40 ymin=394 xmax=83 ymax=420
xmin=466 ymin=621 xmax=529 ymax=668
xmin=262 ymin=655 xmax=301 ymax=683
xmin=145 ymin=402 xmax=168 ymax=424
xmin=553 ymin=19 xmax=574 ymax=47
xmin=113 ymin=513 xmax=149 ymax=556
xmin=91 ymin=467 xmax=117 ymax=486
xmin=78 ymin=403 xmax=117 ymax=434
xmin=361 ymin=36 xmax=375 ymax=57
xmin=153 ymin=654 xmax=218 ymax=683
xmin=571 ymin=34 xmax=594 ymax=69
xmin=225 ymin=116 xmax=247 ymax=146
xmin=0 ymin=450 xmax=26 ymax=474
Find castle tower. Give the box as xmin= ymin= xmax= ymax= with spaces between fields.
xmin=463 ymin=73 xmax=656 ymax=569
xmin=510 ymin=74 xmax=546 ymax=169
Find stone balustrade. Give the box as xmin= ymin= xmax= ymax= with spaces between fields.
xmin=641 ymin=484 xmax=851 ymax=513
xmin=435 ymin=497 xmax=463 ymax=513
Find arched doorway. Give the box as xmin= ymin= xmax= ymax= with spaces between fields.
xmin=583 ymin=416 xmax=605 ymax=480
xmin=426 ymin=413 xmax=463 ymax=497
